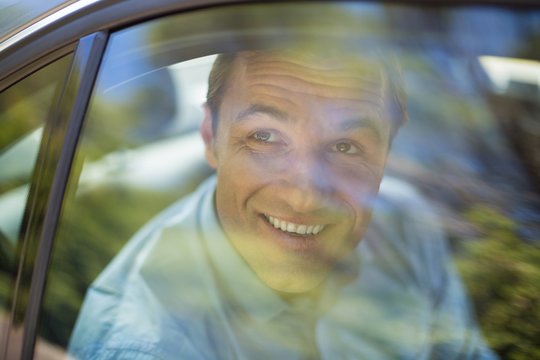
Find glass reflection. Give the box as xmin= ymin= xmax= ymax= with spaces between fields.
xmin=0 ymin=55 xmax=72 ymax=355
xmin=38 ymin=3 xmax=539 ymax=359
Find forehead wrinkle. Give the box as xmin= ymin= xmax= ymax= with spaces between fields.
xmin=246 ymin=60 xmax=384 ymax=87
xmin=234 ymin=103 xmax=290 ymax=123
xmin=338 ymin=117 xmax=384 ymax=144
xmin=242 ymin=51 xmax=382 ymax=72
xmin=242 ymin=51 xmax=385 ymax=84
xmin=247 ymin=63 xmax=384 ymax=86
xmin=247 ymin=83 xmax=386 ymax=109
xmin=249 ymin=92 xmax=300 ymax=112
xmin=236 ymin=51 xmax=388 ymax=105
xmin=245 ymin=54 xmax=344 ymax=70
xmin=248 ymin=74 xmax=384 ymax=97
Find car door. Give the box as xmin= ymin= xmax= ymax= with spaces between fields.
xmin=0 ymin=1 xmax=539 ymax=359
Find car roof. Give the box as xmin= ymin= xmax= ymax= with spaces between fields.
xmin=0 ymin=0 xmax=72 ymax=43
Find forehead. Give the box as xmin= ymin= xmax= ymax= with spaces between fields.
xmin=239 ymin=50 xmax=384 ymax=79
xmin=227 ymin=50 xmax=388 ymax=116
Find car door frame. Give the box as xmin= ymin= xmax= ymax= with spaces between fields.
xmin=1 ymin=0 xmax=539 ymax=358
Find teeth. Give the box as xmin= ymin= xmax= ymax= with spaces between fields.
xmin=265 ymin=215 xmax=325 ymax=236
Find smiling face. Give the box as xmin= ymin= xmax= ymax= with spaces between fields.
xmin=201 ymin=50 xmax=392 ymax=294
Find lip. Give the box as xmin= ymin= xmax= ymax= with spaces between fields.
xmin=264 ymin=214 xmax=326 ymax=235
xmin=258 ymin=214 xmax=326 ymax=253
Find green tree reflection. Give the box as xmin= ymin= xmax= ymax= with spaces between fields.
xmin=457 ymin=205 xmax=540 ymax=359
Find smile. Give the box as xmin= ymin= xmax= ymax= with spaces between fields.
xmin=264 ymin=215 xmax=326 ymax=235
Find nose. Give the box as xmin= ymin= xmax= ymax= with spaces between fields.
xmin=282 ymin=151 xmax=333 ymax=213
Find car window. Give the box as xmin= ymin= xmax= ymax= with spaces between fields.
xmin=39 ymin=3 xmax=539 ymax=359
xmin=0 ymin=55 xmax=72 ymax=351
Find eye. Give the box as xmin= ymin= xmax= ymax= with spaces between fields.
xmin=251 ymin=130 xmax=280 ymax=143
xmin=331 ymin=141 xmax=362 ymax=155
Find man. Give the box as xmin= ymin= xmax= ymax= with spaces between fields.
xmin=69 ymin=49 xmax=496 ymax=359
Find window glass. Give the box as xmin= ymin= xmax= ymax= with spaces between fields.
xmin=41 ymin=3 xmax=539 ymax=359
xmin=0 ymin=0 xmax=69 ymax=41
xmin=0 ymin=55 xmax=72 ymax=348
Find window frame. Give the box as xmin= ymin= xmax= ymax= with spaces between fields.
xmin=0 ymin=46 xmax=76 ymax=358
xmin=0 ymin=33 xmax=108 ymax=359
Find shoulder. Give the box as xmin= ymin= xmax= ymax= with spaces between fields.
xmin=377 ymin=176 xmax=438 ymax=220
xmin=362 ymin=176 xmax=451 ymax=292
xmin=73 ymin=335 xmax=209 ymax=360
xmin=69 ymin=177 xmax=219 ymax=358
xmin=370 ymin=176 xmax=445 ymax=243
xmin=92 ymin=176 xmax=217 ymax=290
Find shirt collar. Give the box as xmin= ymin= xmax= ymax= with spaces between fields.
xmin=200 ymin=182 xmax=288 ymax=322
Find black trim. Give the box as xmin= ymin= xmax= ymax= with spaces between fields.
xmin=19 ymin=31 xmax=109 ymax=360
xmin=2 ymin=53 xmax=75 ymax=360
xmin=1 ymin=0 xmax=539 ymax=83
xmin=0 ymin=44 xmax=75 ymax=93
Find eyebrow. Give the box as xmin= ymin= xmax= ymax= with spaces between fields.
xmin=234 ymin=104 xmax=385 ymax=143
xmin=234 ymin=104 xmax=289 ymax=123
xmin=338 ymin=117 xmax=383 ymax=144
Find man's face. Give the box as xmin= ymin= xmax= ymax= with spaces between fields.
xmin=203 ymin=51 xmax=392 ymax=294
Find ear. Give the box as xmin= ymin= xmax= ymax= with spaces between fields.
xmin=201 ymin=104 xmax=218 ymax=169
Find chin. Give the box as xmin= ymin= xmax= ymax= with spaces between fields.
xmin=259 ymin=267 xmax=329 ymax=295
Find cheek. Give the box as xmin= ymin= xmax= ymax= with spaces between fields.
xmin=214 ymin=151 xmax=272 ymax=218
xmin=333 ymin=165 xmax=384 ymax=235
xmin=219 ymin=148 xmax=289 ymax=194
xmin=219 ymin=154 xmax=272 ymax=190
xmin=337 ymin=164 xmax=384 ymax=203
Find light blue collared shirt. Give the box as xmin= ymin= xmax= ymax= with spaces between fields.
xmin=68 ymin=175 xmax=497 ymax=359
